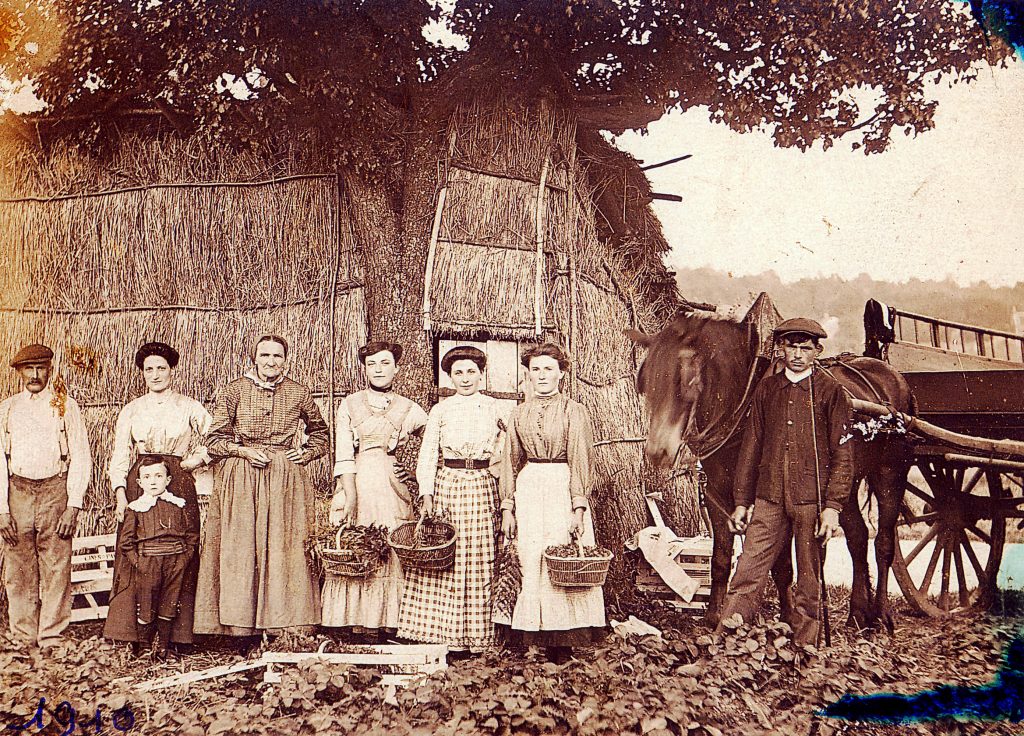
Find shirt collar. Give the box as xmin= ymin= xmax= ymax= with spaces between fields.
xmin=128 ymin=490 xmax=186 ymax=513
xmin=244 ymin=371 xmax=285 ymax=391
xmin=21 ymin=387 xmax=54 ymax=402
xmin=785 ymin=367 xmax=813 ymax=386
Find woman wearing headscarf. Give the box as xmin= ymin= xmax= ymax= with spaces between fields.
xmin=495 ymin=343 xmax=605 ymax=663
xmin=103 ymin=342 xmax=212 ymax=651
xmin=397 ymin=345 xmax=504 ymax=652
xmin=321 ymin=341 xmax=428 ymax=639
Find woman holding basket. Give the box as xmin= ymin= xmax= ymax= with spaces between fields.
xmin=495 ymin=343 xmax=605 ymax=662
xmin=397 ymin=345 xmax=505 ymax=652
xmin=322 ymin=342 xmax=428 ymax=639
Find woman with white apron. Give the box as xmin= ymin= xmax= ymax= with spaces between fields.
xmin=323 ymin=342 xmax=427 ymax=640
xmin=495 ymin=343 xmax=605 ymax=663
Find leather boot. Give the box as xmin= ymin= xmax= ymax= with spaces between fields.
xmin=154 ymin=618 xmax=174 ymax=660
xmin=134 ymin=621 xmax=155 ymax=658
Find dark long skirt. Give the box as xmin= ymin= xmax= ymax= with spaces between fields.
xmin=192 ymin=450 xmax=320 ymax=634
xmin=103 ymin=454 xmax=200 ymax=643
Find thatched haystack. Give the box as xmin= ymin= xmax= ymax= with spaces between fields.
xmin=0 ymin=93 xmax=698 ymax=592
xmin=0 ymin=135 xmax=365 ymax=536
xmin=423 ymin=95 xmax=699 ymax=563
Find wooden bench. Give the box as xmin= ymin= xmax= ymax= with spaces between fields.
xmin=70 ymin=533 xmax=116 ymax=622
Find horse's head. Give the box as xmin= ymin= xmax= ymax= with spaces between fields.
xmin=627 ymin=313 xmax=753 ymax=467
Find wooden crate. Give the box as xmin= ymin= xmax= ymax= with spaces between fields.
xmin=262 ymin=644 xmax=449 ymax=687
xmin=70 ymin=533 xmax=116 ymax=622
xmin=635 ymin=495 xmax=724 ymax=612
xmin=636 ymin=536 xmax=714 ymax=612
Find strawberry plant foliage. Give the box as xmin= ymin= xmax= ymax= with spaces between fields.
xmin=8 ymin=592 xmax=1018 ymax=735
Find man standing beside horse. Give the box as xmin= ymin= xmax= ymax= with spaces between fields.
xmin=717 ymin=318 xmax=853 ymax=647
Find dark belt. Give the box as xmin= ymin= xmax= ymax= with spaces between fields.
xmin=526 ymin=458 xmax=568 ymax=464
xmin=139 ymin=538 xmax=186 ymax=556
xmin=443 ymin=458 xmax=490 ymax=470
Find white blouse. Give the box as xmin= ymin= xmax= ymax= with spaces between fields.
xmin=108 ymin=391 xmax=213 ymax=491
xmin=415 ymin=392 xmax=505 ymax=498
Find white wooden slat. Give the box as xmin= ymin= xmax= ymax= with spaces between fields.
xmin=70 ymin=604 xmax=109 ymax=623
xmin=73 ymin=551 xmax=117 ymax=565
xmin=70 ymin=574 xmax=113 ymax=592
xmin=72 ymin=533 xmax=117 ymax=550
xmin=137 ymin=660 xmax=268 ymax=692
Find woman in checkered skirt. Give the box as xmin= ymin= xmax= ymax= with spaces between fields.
xmin=397 ymin=346 xmax=504 ymax=652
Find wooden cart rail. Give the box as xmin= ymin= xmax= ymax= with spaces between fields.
xmin=892 ymin=309 xmax=1024 ymax=364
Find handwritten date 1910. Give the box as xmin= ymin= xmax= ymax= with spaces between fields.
xmin=5 ymin=697 xmax=135 ymax=735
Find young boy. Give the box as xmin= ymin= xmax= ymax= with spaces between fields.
xmin=716 ymin=318 xmax=853 ymax=646
xmin=119 ymin=455 xmax=197 ymax=658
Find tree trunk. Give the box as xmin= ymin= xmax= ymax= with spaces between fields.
xmin=342 ymin=124 xmax=444 ymax=409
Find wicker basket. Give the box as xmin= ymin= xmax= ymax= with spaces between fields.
xmin=389 ymin=519 xmax=457 ymax=571
xmin=544 ymin=545 xmax=614 ymax=588
xmin=320 ymin=527 xmax=379 ymax=578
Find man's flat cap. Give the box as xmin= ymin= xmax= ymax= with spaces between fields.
xmin=11 ymin=343 xmax=54 ymax=367
xmin=774 ymin=318 xmax=828 ymax=340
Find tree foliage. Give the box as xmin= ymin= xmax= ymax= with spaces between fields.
xmin=0 ymin=0 xmax=1017 ymax=154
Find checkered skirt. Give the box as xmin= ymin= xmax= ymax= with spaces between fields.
xmin=397 ymin=467 xmax=498 ymax=651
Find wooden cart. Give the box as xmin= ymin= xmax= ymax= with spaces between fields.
xmin=863 ymin=300 xmax=1024 ymax=615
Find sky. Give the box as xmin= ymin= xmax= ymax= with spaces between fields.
xmin=616 ymin=61 xmax=1024 ymax=288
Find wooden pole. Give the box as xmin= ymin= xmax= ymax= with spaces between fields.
xmin=533 ymin=153 xmax=551 ymax=336
xmin=421 ymin=186 xmax=447 ymax=333
xmin=850 ymin=398 xmax=1024 ymax=459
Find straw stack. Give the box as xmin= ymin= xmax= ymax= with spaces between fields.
xmin=0 ymin=135 xmax=365 ymax=535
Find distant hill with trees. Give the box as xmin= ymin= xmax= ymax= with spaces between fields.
xmin=676 ymin=268 xmax=1024 ymax=357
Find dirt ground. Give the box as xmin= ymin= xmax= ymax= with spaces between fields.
xmin=1 ymin=588 xmax=1021 ymax=736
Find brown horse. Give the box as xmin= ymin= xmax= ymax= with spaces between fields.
xmin=627 ymin=312 xmax=915 ymax=632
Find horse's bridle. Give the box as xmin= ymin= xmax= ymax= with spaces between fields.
xmin=683 ymin=351 xmax=768 ymax=463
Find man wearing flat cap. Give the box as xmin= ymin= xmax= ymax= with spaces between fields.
xmin=716 ymin=318 xmax=853 ymax=646
xmin=0 ymin=344 xmax=92 ymax=648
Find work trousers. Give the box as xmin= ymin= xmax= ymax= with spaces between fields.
xmin=135 ymin=552 xmax=190 ymax=623
xmin=2 ymin=473 xmax=72 ymax=647
xmin=720 ymin=497 xmax=823 ymax=646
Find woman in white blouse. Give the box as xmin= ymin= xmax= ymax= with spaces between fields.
xmin=397 ymin=345 xmax=504 ymax=652
xmin=103 ymin=342 xmax=212 ymax=650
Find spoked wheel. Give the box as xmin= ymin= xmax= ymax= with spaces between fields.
xmin=891 ymin=457 xmax=1007 ymax=616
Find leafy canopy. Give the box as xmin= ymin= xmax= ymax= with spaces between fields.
xmin=0 ymin=0 xmax=1015 ymax=153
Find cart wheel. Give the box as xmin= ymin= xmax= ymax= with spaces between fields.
xmin=891 ymin=459 xmax=1007 ymax=616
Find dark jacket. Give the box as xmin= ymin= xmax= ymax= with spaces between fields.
xmin=119 ymin=498 xmax=198 ymax=568
xmin=734 ymin=369 xmax=854 ymax=512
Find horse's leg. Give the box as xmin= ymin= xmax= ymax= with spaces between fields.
xmin=871 ymin=464 xmax=907 ymax=635
xmin=702 ymin=460 xmax=734 ymax=629
xmin=841 ymin=477 xmax=873 ymax=631
xmin=705 ymin=499 xmax=733 ymax=629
